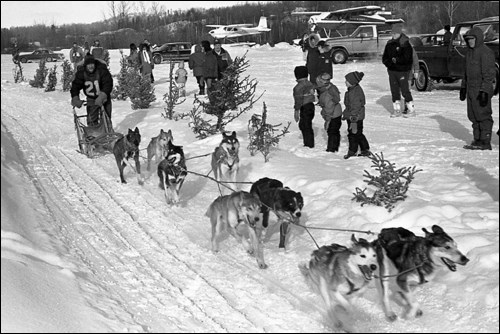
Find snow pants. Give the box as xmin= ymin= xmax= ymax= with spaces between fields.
xmin=299 ymin=102 xmax=315 ymax=148
xmin=346 ymin=120 xmax=369 ymax=154
xmin=466 ymin=89 xmax=493 ymax=142
xmin=326 ymin=116 xmax=342 ymax=151
xmin=388 ymin=70 xmax=413 ymax=103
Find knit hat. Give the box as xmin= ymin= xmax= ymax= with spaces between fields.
xmin=294 ymin=66 xmax=308 ymax=80
xmin=316 ymin=72 xmax=331 ymax=86
xmin=214 ymin=39 xmax=221 ymax=45
xmin=345 ymin=71 xmax=364 ymax=85
xmin=83 ymin=54 xmax=96 ymax=66
xmin=391 ymin=23 xmax=403 ymax=34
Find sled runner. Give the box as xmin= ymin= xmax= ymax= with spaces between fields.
xmin=73 ymin=102 xmax=122 ymax=158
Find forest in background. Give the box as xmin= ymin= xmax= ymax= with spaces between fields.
xmin=1 ymin=1 xmax=498 ymax=52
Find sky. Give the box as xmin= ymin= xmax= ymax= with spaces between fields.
xmin=1 ymin=45 xmax=499 ymax=332
xmin=0 ymin=1 xmax=266 ymax=28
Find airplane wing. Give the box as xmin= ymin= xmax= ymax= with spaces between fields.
xmin=206 ymin=25 xmax=224 ymax=28
xmin=206 ymin=24 xmax=254 ymax=28
xmin=291 ymin=11 xmax=323 ymax=16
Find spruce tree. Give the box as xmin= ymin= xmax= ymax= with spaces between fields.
xmin=29 ymin=59 xmax=48 ymax=88
xmin=162 ymin=60 xmax=185 ymax=119
xmin=129 ymin=73 xmax=156 ymax=110
xmin=112 ymin=50 xmax=131 ymax=100
xmin=44 ymin=64 xmax=58 ymax=92
xmin=61 ymin=60 xmax=73 ymax=92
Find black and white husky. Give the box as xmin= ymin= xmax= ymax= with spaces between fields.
xmin=373 ymin=225 xmax=469 ymax=321
xmin=211 ymin=131 xmax=240 ymax=196
xmin=157 ymin=141 xmax=187 ymax=204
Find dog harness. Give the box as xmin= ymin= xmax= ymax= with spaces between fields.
xmin=217 ymin=149 xmax=239 ymax=170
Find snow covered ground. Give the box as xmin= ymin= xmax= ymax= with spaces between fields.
xmin=1 ymin=44 xmax=499 ymax=333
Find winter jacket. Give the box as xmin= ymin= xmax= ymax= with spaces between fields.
xmin=461 ymin=26 xmax=496 ymax=97
xmin=69 ymin=46 xmax=84 ymax=64
xmin=127 ymin=50 xmax=139 ymax=68
xmin=138 ymin=48 xmax=154 ymax=76
xmin=306 ymin=46 xmax=321 ymax=83
xmin=175 ymin=68 xmax=188 ymax=84
xmin=202 ymin=49 xmax=218 ymax=79
xmin=318 ymin=83 xmax=342 ymax=121
xmin=293 ymin=78 xmax=315 ymax=111
xmin=317 ymin=49 xmax=334 ymax=78
xmin=213 ymin=48 xmax=232 ymax=77
xmin=343 ymin=84 xmax=366 ymax=121
xmin=189 ymin=48 xmax=205 ymax=77
xmin=91 ymin=46 xmax=107 ymax=61
xmin=70 ymin=62 xmax=113 ymax=101
xmin=382 ymin=33 xmax=413 ymax=72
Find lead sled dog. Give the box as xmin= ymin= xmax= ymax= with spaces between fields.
xmin=146 ymin=129 xmax=173 ymax=171
xmin=211 ymin=131 xmax=240 ymax=196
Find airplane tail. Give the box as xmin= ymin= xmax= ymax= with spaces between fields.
xmin=258 ymin=16 xmax=271 ymax=31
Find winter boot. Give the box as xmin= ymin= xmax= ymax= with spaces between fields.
xmin=344 ymin=151 xmax=357 ymax=159
xmin=403 ymin=101 xmax=416 ymax=117
xmin=358 ymin=150 xmax=372 ymax=157
xmin=391 ymin=100 xmax=401 ymax=118
xmin=463 ymin=139 xmax=483 ymax=150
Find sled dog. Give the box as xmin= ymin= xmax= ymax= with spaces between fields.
xmin=250 ymin=177 xmax=304 ymax=249
xmin=206 ymin=191 xmax=267 ymax=269
xmin=211 ymin=131 xmax=240 ymax=196
xmin=374 ymin=225 xmax=469 ymax=321
xmin=147 ymin=129 xmax=173 ymax=171
xmin=157 ymin=141 xmax=187 ymax=204
xmin=299 ymin=235 xmax=377 ymax=329
xmin=113 ymin=127 xmax=143 ymax=184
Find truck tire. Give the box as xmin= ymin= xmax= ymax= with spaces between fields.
xmin=415 ymin=64 xmax=432 ymax=92
xmin=332 ymin=49 xmax=348 ymax=64
xmin=153 ymin=54 xmax=162 ymax=64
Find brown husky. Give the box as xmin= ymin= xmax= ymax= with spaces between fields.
xmin=146 ymin=129 xmax=173 ymax=171
xmin=211 ymin=131 xmax=240 ymax=196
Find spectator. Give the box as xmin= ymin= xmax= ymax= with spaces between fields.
xmin=317 ymin=40 xmax=334 ymax=80
xmin=69 ymin=41 xmax=84 ymax=70
xmin=316 ymin=72 xmax=342 ymax=153
xmin=200 ymin=40 xmax=218 ymax=92
xmin=90 ymin=39 xmax=108 ymax=62
xmin=212 ymin=39 xmax=232 ymax=80
xmin=382 ymin=23 xmax=415 ymax=118
xmin=293 ymin=66 xmax=316 ymax=148
xmin=461 ymin=27 xmax=496 ymax=150
xmin=70 ymin=54 xmax=113 ymax=127
xmin=342 ymin=71 xmax=371 ymax=159
xmin=83 ymin=41 xmax=91 ymax=55
xmin=443 ymin=25 xmax=452 ymax=46
xmin=127 ymin=43 xmax=139 ymax=68
xmin=305 ymin=33 xmax=321 ymax=86
xmin=298 ymin=32 xmax=310 ymax=61
xmin=189 ymin=43 xmax=206 ymax=95
xmin=138 ymin=43 xmax=154 ymax=83
xmin=175 ymin=61 xmax=188 ymax=97
xmin=11 ymin=42 xmax=20 ymax=64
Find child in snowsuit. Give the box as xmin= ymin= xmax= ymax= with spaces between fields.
xmin=316 ymin=72 xmax=342 ymax=152
xmin=175 ymin=61 xmax=188 ymax=97
xmin=293 ymin=66 xmax=316 ymax=148
xmin=343 ymin=71 xmax=371 ymax=159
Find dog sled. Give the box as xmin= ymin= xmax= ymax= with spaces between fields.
xmin=73 ymin=101 xmax=122 ymax=158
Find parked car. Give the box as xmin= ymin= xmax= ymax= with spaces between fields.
xmin=16 ymin=48 xmax=65 ymax=63
xmin=410 ymin=34 xmax=445 ymax=47
xmin=414 ymin=18 xmax=499 ymax=93
xmin=151 ymin=42 xmax=192 ymax=64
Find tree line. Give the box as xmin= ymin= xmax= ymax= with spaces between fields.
xmin=1 ymin=1 xmax=497 ymax=52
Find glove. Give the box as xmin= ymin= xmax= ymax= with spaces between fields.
xmin=94 ymin=92 xmax=107 ymax=107
xmin=391 ymin=57 xmax=397 ymax=64
xmin=459 ymin=88 xmax=467 ymax=101
xmin=349 ymin=115 xmax=358 ymax=122
xmin=71 ymin=96 xmax=84 ymax=108
xmin=478 ymin=91 xmax=488 ymax=107
xmin=349 ymin=121 xmax=358 ymax=134
xmin=294 ymin=110 xmax=300 ymax=123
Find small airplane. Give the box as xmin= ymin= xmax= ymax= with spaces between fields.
xmin=207 ymin=16 xmax=271 ymax=41
xmin=292 ymin=5 xmax=403 ymax=37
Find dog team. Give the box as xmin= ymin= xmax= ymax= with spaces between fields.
xmin=111 ymin=126 xmax=469 ymax=330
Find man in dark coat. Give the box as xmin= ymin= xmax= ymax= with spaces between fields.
xmin=70 ymin=54 xmax=113 ymax=126
xmin=212 ymin=39 xmax=232 ymax=80
xmin=201 ymin=40 xmax=218 ymax=92
xmin=382 ymin=23 xmax=415 ymax=117
xmin=460 ymin=27 xmax=496 ymax=150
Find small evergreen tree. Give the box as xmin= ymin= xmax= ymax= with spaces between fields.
xmin=247 ymin=102 xmax=291 ymax=162
xmin=352 ymin=152 xmax=422 ymax=212
xmin=29 ymin=59 xmax=48 ymax=88
xmin=129 ymin=73 xmax=156 ymax=110
xmin=44 ymin=64 xmax=58 ymax=92
xmin=187 ymin=51 xmax=262 ymax=138
xmin=112 ymin=50 xmax=131 ymax=100
xmin=12 ymin=62 xmax=24 ymax=83
xmin=61 ymin=60 xmax=73 ymax=92
xmin=162 ymin=60 xmax=185 ymax=119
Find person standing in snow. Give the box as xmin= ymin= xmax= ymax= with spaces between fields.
xmin=175 ymin=61 xmax=188 ymax=97
xmin=293 ymin=65 xmax=316 ymax=148
xmin=138 ymin=43 xmax=154 ymax=83
xmin=316 ymin=41 xmax=335 ymax=80
xmin=382 ymin=23 xmax=415 ymax=118
xmin=460 ymin=27 xmax=496 ymax=150
xmin=127 ymin=43 xmax=139 ymax=68
xmin=90 ymin=39 xmax=108 ymax=63
xmin=316 ymin=72 xmax=342 ymax=153
xmin=212 ymin=39 xmax=232 ymax=80
xmin=70 ymin=54 xmax=113 ymax=127
xmin=69 ymin=42 xmax=84 ymax=70
xmin=189 ymin=44 xmax=206 ymax=95
xmin=342 ymin=71 xmax=371 ymax=159
xmin=305 ymin=33 xmax=321 ymax=88
xmin=201 ymin=40 xmax=218 ymax=92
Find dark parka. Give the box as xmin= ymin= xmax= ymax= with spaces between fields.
xmin=382 ymin=33 xmax=413 ymax=72
xmin=70 ymin=61 xmax=113 ymax=101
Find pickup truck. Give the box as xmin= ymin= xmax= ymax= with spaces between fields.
xmin=325 ymin=25 xmax=393 ymax=64
xmin=414 ymin=18 xmax=499 ymax=94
